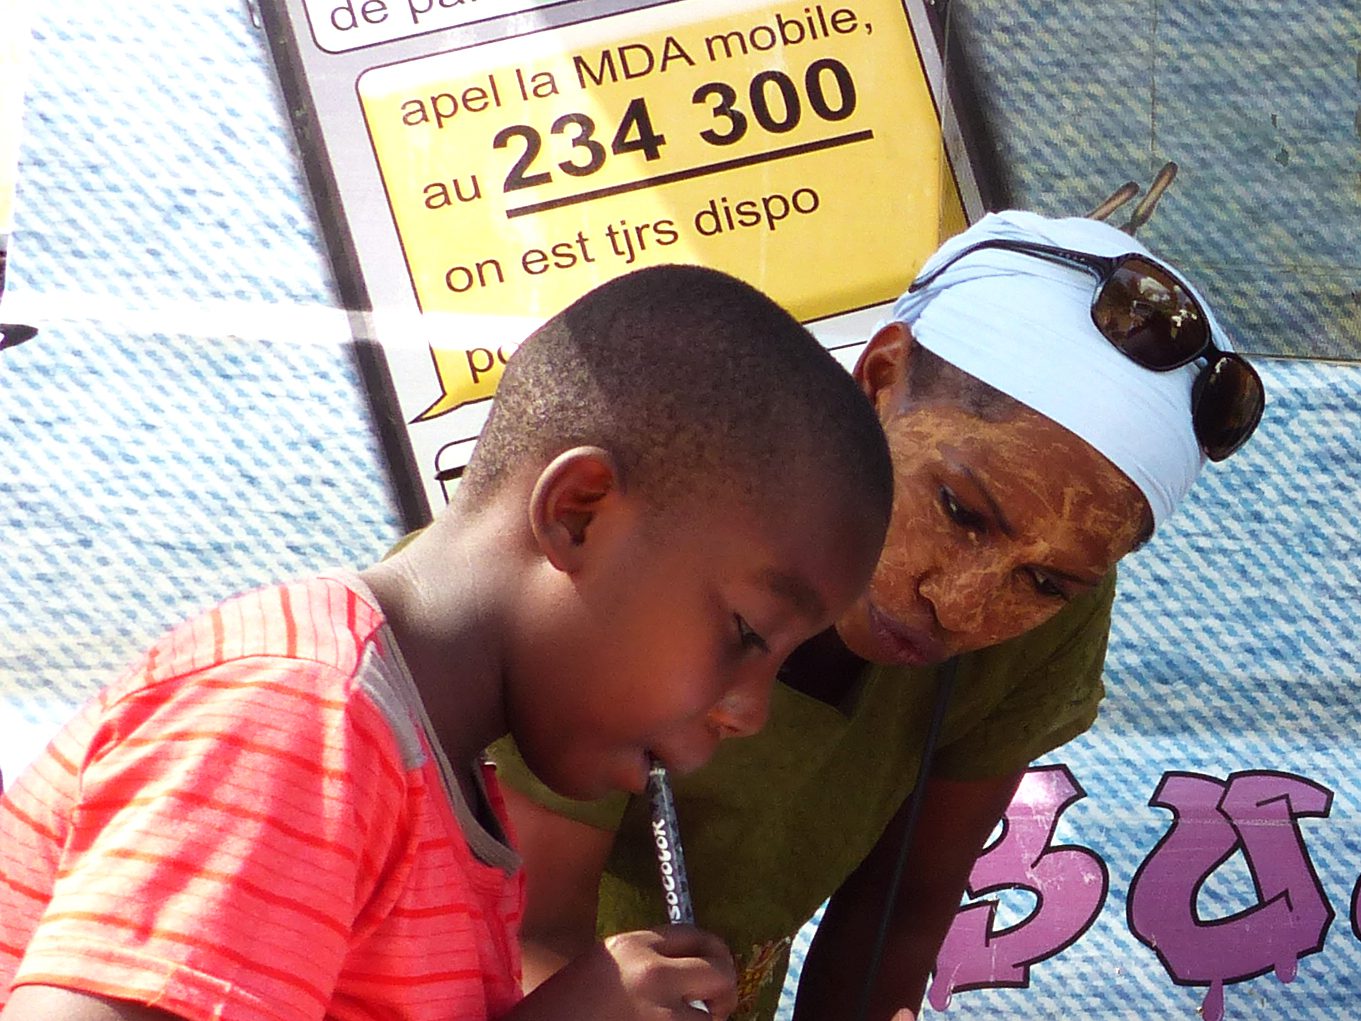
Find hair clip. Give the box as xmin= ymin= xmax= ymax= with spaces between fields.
xmin=1087 ymin=161 xmax=1179 ymax=236
xmin=1087 ymin=181 xmax=1141 ymax=222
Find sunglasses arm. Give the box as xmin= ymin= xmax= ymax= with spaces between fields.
xmin=909 ymin=240 xmax=1116 ymax=292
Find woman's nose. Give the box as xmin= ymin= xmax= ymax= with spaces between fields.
xmin=919 ymin=561 xmax=1002 ymax=635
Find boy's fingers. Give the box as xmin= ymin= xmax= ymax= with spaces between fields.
xmin=656 ymin=932 xmax=737 ymax=1019
xmin=651 ymin=924 xmax=735 ymax=970
xmin=601 ymin=926 xmax=738 ymax=1017
xmin=633 ymin=926 xmax=737 ymax=1017
xmin=661 ymin=954 xmax=736 ymax=1018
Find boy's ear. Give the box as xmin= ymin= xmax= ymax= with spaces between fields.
xmin=852 ymin=321 xmax=914 ymax=413
xmin=528 ymin=446 xmax=623 ymax=572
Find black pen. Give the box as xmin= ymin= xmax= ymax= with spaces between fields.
xmin=646 ymin=756 xmax=710 ymax=1013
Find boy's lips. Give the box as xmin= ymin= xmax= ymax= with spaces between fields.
xmin=624 ymin=751 xmax=656 ymax=794
xmin=865 ymin=601 xmax=944 ymax=666
xmin=646 ymin=743 xmax=707 ymax=778
xmin=633 ymin=748 xmax=683 ymax=793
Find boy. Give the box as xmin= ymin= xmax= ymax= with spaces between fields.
xmin=495 ymin=211 xmax=1265 ymax=1021
xmin=0 ymin=264 xmax=893 ymax=1021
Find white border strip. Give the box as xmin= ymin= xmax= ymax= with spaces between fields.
xmin=0 ymin=292 xmax=357 ymax=345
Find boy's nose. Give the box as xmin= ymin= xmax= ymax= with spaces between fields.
xmin=706 ymin=669 xmax=775 ymax=739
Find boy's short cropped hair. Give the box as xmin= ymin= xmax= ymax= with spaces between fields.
xmin=460 ymin=264 xmax=893 ymax=521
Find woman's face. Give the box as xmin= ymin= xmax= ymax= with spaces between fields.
xmin=835 ymin=326 xmax=1150 ymax=666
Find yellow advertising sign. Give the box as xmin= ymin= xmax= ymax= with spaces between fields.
xmin=358 ymin=0 xmax=959 ymax=420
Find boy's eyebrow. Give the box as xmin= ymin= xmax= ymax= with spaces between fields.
xmin=759 ymin=568 xmax=826 ymax=621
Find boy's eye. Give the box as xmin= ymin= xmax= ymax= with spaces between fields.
xmin=940 ymin=487 xmax=986 ymax=534
xmin=734 ymin=614 xmax=770 ymax=654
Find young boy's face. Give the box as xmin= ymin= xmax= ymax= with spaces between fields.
xmin=505 ymin=490 xmax=880 ymax=801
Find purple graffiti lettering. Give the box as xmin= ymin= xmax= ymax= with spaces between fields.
xmin=1353 ymin=874 xmax=1361 ymax=943
xmin=928 ymin=764 xmax=1108 ymax=1011
xmin=1127 ymin=770 xmax=1334 ymax=1021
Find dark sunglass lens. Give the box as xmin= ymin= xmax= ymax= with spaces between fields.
xmin=1092 ymin=258 xmax=1207 ymax=368
xmin=1192 ymin=356 xmax=1265 ymax=461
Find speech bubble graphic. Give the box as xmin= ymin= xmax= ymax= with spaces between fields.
xmin=357 ymin=0 xmax=956 ymax=324
xmin=391 ymin=310 xmax=538 ymax=423
xmin=414 ymin=339 xmax=520 ymax=421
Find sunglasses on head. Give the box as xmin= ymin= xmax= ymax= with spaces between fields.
xmin=909 ymin=238 xmax=1265 ymax=461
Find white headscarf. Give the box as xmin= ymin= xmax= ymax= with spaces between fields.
xmin=889 ymin=210 xmax=1229 ymax=528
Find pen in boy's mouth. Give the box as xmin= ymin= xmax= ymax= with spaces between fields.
xmin=646 ymin=755 xmax=695 ymax=925
xmin=646 ymin=755 xmax=712 ymax=1014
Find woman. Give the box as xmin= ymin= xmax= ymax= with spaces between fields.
xmin=492 ymin=208 xmax=1265 ymax=1021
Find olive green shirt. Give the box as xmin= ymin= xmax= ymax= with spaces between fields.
xmin=492 ymin=572 xmax=1115 ymax=1020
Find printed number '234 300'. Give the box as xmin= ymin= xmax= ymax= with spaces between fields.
xmin=491 ymin=56 xmax=857 ymax=193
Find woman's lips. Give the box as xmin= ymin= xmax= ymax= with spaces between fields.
xmin=865 ymin=601 xmax=944 ymax=666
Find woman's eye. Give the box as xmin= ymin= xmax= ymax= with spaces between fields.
xmin=1028 ymin=568 xmax=1067 ymax=600
xmin=734 ymin=614 xmax=770 ymax=653
xmin=940 ymin=487 xmax=986 ymax=534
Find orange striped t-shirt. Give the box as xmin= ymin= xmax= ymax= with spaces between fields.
xmin=0 ymin=573 xmax=524 ymax=1021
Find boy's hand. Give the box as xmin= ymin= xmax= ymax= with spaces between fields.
xmin=598 ymin=927 xmax=736 ymax=1018
xmin=514 ymin=925 xmax=737 ymax=1019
